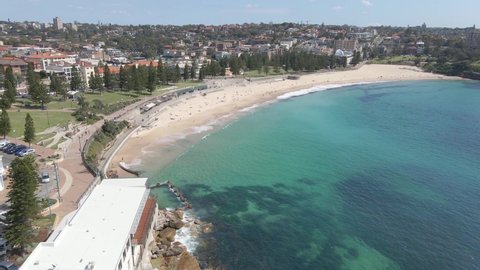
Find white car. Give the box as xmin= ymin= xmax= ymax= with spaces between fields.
xmin=40 ymin=172 xmax=50 ymax=183
xmin=0 ymin=140 xmax=9 ymax=148
xmin=19 ymin=148 xmax=35 ymax=157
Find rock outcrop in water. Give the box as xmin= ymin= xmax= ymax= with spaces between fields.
xmin=150 ymin=208 xmax=214 ymax=270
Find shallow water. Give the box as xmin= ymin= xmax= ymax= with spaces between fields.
xmin=144 ymin=80 xmax=480 ymax=270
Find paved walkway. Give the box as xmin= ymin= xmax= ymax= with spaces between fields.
xmin=50 ymin=90 xmax=178 ymax=224
xmin=58 ymin=167 xmax=73 ymax=196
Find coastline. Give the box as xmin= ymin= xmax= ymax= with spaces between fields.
xmin=109 ymin=64 xmax=455 ymax=176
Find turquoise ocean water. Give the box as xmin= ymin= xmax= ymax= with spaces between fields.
xmin=144 ymin=80 xmax=480 ymax=270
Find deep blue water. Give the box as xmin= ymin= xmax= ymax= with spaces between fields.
xmin=147 ymin=80 xmax=480 ymax=270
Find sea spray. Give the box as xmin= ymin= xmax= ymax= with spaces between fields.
xmin=174 ymin=210 xmax=200 ymax=252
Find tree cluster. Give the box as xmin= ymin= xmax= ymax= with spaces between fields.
xmin=27 ymin=63 xmax=51 ymax=109
xmin=4 ymin=155 xmax=39 ymax=254
xmin=1 ymin=66 xmax=17 ymax=109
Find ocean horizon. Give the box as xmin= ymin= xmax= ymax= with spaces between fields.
xmin=142 ymin=80 xmax=480 ymax=269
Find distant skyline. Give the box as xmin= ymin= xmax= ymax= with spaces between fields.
xmin=1 ymin=0 xmax=479 ymax=28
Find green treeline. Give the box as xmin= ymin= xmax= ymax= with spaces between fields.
xmin=85 ymin=120 xmax=129 ymax=173
xmin=201 ymin=51 xmax=347 ymax=76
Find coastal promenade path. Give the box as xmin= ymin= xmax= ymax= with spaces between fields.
xmin=50 ymin=91 xmax=172 ymax=224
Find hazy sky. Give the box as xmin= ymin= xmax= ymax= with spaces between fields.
xmin=1 ymin=0 xmax=479 ymax=27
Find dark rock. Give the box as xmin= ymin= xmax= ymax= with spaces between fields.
xmin=168 ymin=219 xmax=185 ymax=229
xmin=174 ymin=209 xmax=184 ymax=219
xmin=176 ymin=252 xmax=201 ymax=270
xmin=159 ymin=227 xmax=177 ymax=242
xmin=165 ymin=244 xmax=185 ymax=257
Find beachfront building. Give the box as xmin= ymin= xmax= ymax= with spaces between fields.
xmin=21 ymin=178 xmax=158 ymax=270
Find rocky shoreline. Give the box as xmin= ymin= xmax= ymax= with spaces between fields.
xmin=150 ymin=208 xmax=214 ymax=270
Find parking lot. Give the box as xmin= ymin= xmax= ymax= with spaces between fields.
xmin=0 ymin=145 xmax=60 ymax=207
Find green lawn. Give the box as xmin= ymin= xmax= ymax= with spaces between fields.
xmin=171 ymin=81 xmax=203 ymax=89
xmin=33 ymin=132 xmax=56 ymax=144
xmin=369 ymin=55 xmax=429 ymax=65
xmin=243 ymin=68 xmax=287 ymax=78
xmin=33 ymin=214 xmax=56 ymax=228
xmin=7 ymin=110 xmax=75 ymax=138
xmin=45 ymin=98 xmax=78 ymax=110
xmin=47 ymin=91 xmax=142 ymax=110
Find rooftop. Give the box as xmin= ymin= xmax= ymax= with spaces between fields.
xmin=21 ymin=178 xmax=149 ymax=270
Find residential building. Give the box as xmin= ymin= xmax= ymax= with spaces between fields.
xmin=53 ymin=17 xmax=63 ymax=31
xmin=21 ymin=178 xmax=158 ymax=270
xmin=44 ymin=61 xmax=73 ymax=79
xmin=334 ymin=39 xmax=358 ymax=52
xmin=79 ymin=61 xmax=95 ymax=87
xmin=0 ymin=57 xmax=28 ymax=75
xmin=25 ymin=52 xmax=76 ymax=70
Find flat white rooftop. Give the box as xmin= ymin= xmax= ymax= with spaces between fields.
xmin=21 ymin=178 xmax=149 ymax=270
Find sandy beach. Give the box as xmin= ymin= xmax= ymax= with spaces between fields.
xmin=109 ymin=64 xmax=454 ymax=176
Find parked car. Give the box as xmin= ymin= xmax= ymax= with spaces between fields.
xmin=18 ymin=148 xmax=35 ymax=157
xmin=5 ymin=145 xmax=18 ymax=154
xmin=7 ymin=145 xmax=26 ymax=155
xmin=13 ymin=145 xmax=27 ymax=155
xmin=0 ymin=140 xmax=9 ymax=148
xmin=40 ymin=172 xmax=50 ymax=183
xmin=2 ymin=143 xmax=16 ymax=153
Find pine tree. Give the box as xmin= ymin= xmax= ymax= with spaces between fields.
xmin=0 ymin=95 xmax=10 ymax=110
xmin=4 ymin=66 xmax=16 ymax=88
xmin=159 ymin=66 xmax=167 ymax=84
xmin=119 ymin=66 xmax=128 ymax=91
xmin=156 ymin=60 xmax=164 ymax=84
xmin=190 ymin=64 xmax=196 ymax=80
xmin=93 ymin=67 xmax=104 ymax=92
xmin=4 ymin=67 xmax=16 ymax=105
xmin=103 ymin=65 xmax=112 ymax=89
xmin=199 ymin=67 xmax=205 ymax=81
xmin=26 ymin=63 xmax=36 ymax=86
xmin=89 ymin=72 xmax=96 ymax=90
xmin=3 ymin=79 xmax=15 ymax=107
xmin=0 ymin=109 xmax=11 ymax=139
xmin=174 ymin=64 xmax=181 ymax=83
xmin=24 ymin=113 xmax=35 ymax=147
xmin=136 ymin=65 xmax=148 ymax=91
xmin=4 ymin=155 xmax=39 ymax=255
xmin=50 ymin=74 xmax=67 ymax=100
xmin=30 ymin=80 xmax=51 ymax=109
xmin=70 ymin=66 xmax=82 ymax=91
xmin=183 ymin=64 xmax=190 ymax=81
xmin=147 ymin=62 xmax=157 ymax=93
xmin=128 ymin=66 xmax=137 ymax=91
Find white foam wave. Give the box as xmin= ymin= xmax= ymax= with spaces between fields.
xmin=277 ymin=82 xmax=374 ymax=100
xmin=174 ymin=210 xmax=199 ymax=252
xmin=239 ymin=104 xmax=259 ymax=112
xmin=191 ymin=125 xmax=214 ymax=134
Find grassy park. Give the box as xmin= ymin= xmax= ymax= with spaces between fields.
xmin=243 ymin=67 xmax=287 ymax=78
xmin=7 ymin=110 xmax=75 ymax=138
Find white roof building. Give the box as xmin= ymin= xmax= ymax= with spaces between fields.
xmin=21 ymin=178 xmax=157 ymax=270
